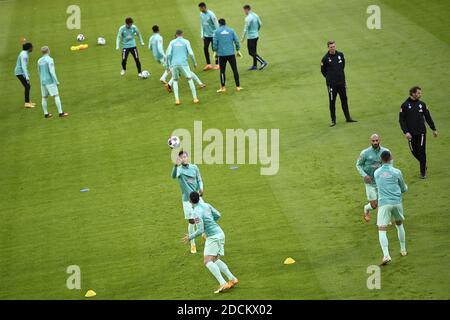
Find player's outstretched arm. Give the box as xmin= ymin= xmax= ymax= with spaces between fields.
xmin=209 ymin=205 xmax=221 ymax=222
xmin=356 ymin=152 xmax=367 ymax=178
xmin=136 ymin=26 xmax=144 ymax=45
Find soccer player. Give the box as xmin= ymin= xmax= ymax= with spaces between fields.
xmin=374 ymin=151 xmax=408 ymax=265
xmin=172 ymin=151 xmax=204 ymax=253
xmin=166 ymin=30 xmax=199 ymax=105
xmin=320 ymin=41 xmax=357 ymax=126
xmin=182 ymin=191 xmax=238 ymax=294
xmin=15 ymin=42 xmax=36 ymax=108
xmin=241 ymin=4 xmax=268 ymax=71
xmin=37 ymin=46 xmax=68 ymax=118
xmin=399 ymin=86 xmax=438 ymax=179
xmin=116 ymin=17 xmax=145 ymax=77
xmin=213 ymin=19 xmax=243 ymax=93
xmin=149 ymin=25 xmax=205 ymax=92
xmin=356 ymin=134 xmax=389 ymax=222
xmin=198 ymin=2 xmax=220 ymax=70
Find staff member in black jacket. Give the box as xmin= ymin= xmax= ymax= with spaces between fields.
xmin=321 ymin=40 xmax=357 ymax=127
xmin=399 ymin=86 xmax=438 ymax=179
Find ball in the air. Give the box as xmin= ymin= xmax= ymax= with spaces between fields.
xmin=168 ymin=136 xmax=180 ymax=149
xmin=77 ymin=34 xmax=85 ymax=42
xmin=97 ymin=37 xmax=106 ymax=45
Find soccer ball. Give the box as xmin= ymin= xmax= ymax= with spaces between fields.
xmin=97 ymin=37 xmax=106 ymax=45
xmin=168 ymin=136 xmax=180 ymax=149
xmin=77 ymin=34 xmax=85 ymax=42
xmin=141 ymin=70 xmax=150 ymax=79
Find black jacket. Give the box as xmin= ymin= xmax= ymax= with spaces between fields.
xmin=321 ymin=50 xmax=346 ymax=86
xmin=399 ymin=98 xmax=436 ymax=135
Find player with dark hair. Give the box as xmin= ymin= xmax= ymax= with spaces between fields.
xmin=172 ymin=151 xmax=204 ymax=253
xmin=198 ymin=2 xmax=220 ymax=71
xmin=399 ymin=86 xmax=438 ymax=179
xmin=374 ymin=151 xmax=408 ymax=265
xmin=213 ymin=18 xmax=243 ymax=93
xmin=182 ymin=191 xmax=238 ymax=294
xmin=116 ymin=17 xmax=145 ymax=77
xmin=15 ymin=42 xmax=35 ymax=108
xmin=321 ymin=40 xmax=357 ymax=126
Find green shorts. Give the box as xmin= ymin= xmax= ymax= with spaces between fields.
xmin=171 ymin=65 xmax=192 ymax=80
xmin=182 ymin=197 xmax=204 ymax=219
xmin=377 ymin=204 xmax=405 ymax=227
xmin=204 ymin=232 xmax=225 ymax=257
xmin=365 ymin=184 xmax=378 ymax=201
xmin=41 ymin=83 xmax=59 ymax=97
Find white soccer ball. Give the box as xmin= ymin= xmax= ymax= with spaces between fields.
xmin=77 ymin=34 xmax=85 ymax=42
xmin=168 ymin=136 xmax=180 ymax=149
xmin=97 ymin=37 xmax=106 ymax=45
xmin=141 ymin=70 xmax=150 ymax=79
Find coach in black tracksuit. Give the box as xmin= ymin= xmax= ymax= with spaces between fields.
xmin=399 ymin=86 xmax=438 ymax=179
xmin=320 ymin=41 xmax=356 ymax=126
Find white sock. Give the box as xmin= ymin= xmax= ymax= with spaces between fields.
xmin=42 ymin=98 xmax=48 ymax=115
xmin=215 ymin=260 xmax=235 ymax=281
xmin=190 ymin=71 xmax=202 ymax=85
xmin=168 ymin=77 xmax=174 ymax=86
xmin=378 ymin=230 xmax=390 ymax=258
xmin=364 ymin=203 xmax=373 ymax=212
xmin=395 ymin=224 xmax=406 ymax=252
xmin=188 ymin=223 xmax=196 ymax=245
xmin=188 ymin=79 xmax=197 ymax=99
xmin=173 ymin=81 xmax=179 ymax=100
xmin=206 ymin=261 xmax=227 ymax=285
xmin=160 ymin=70 xmax=169 ymax=82
xmin=54 ymin=96 xmax=63 ymax=114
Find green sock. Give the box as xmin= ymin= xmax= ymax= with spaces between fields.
xmin=173 ymin=80 xmax=179 ymax=100
xmin=190 ymin=71 xmax=202 ymax=85
xmin=215 ymin=259 xmax=235 ymax=281
xmin=42 ymin=98 xmax=48 ymax=115
xmin=206 ymin=261 xmax=227 ymax=285
xmin=55 ymin=96 xmax=63 ymax=114
xmin=395 ymin=224 xmax=406 ymax=252
xmin=378 ymin=230 xmax=390 ymax=257
xmin=188 ymin=223 xmax=196 ymax=246
xmin=188 ymin=79 xmax=197 ymax=99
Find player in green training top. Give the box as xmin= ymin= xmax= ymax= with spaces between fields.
xmin=15 ymin=42 xmax=36 ymax=108
xmin=166 ymin=29 xmax=199 ymax=105
xmin=241 ymin=4 xmax=268 ymax=71
xmin=149 ymin=25 xmax=205 ymax=93
xmin=37 ymin=46 xmax=68 ymax=118
xmin=198 ymin=2 xmax=220 ymax=70
xmin=182 ymin=191 xmax=238 ymax=294
xmin=116 ymin=17 xmax=145 ymax=77
xmin=374 ymin=151 xmax=408 ymax=266
xmin=356 ymin=134 xmax=389 ymax=222
xmin=172 ymin=151 xmax=204 ymax=253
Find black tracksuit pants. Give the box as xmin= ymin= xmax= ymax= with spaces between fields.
xmin=121 ymin=47 xmax=142 ymax=73
xmin=408 ymin=133 xmax=427 ymax=176
xmin=327 ymin=83 xmax=351 ymax=122
xmin=17 ymin=75 xmax=30 ymax=103
xmin=219 ymin=55 xmax=240 ymax=87
xmin=247 ymin=38 xmax=265 ymax=67
xmin=203 ymin=37 xmax=218 ymax=65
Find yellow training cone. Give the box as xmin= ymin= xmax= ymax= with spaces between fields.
xmin=284 ymin=257 xmax=296 ymax=265
xmin=85 ymin=290 xmax=96 ymax=298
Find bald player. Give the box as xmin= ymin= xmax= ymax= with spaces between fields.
xmin=356 ymin=134 xmax=389 ymax=222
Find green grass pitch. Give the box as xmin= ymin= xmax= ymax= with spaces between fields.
xmin=0 ymin=0 xmax=449 ymax=299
